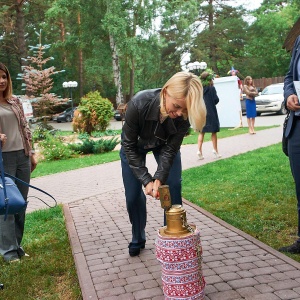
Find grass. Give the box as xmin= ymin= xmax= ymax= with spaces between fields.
xmin=0 ymin=205 xmax=82 ymax=299
xmin=182 ymin=142 xmax=300 ymax=263
xmin=32 ymin=151 xmax=120 ymax=178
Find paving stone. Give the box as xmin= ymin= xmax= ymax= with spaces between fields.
xmin=274 ymin=289 xmax=300 ymax=299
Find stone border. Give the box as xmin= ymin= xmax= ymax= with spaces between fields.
xmin=63 ymin=204 xmax=98 ymax=300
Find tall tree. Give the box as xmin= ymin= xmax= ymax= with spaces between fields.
xmin=191 ymin=0 xmax=248 ymax=77
xmin=244 ymin=0 xmax=298 ymax=78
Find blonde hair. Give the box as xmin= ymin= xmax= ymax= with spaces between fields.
xmin=0 ymin=63 xmax=13 ymax=100
xmin=160 ymin=72 xmax=206 ymax=132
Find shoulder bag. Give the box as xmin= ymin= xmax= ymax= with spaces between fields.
xmin=0 ymin=142 xmax=56 ymax=220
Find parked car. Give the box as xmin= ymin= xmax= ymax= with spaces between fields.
xmin=53 ymin=107 xmax=77 ymax=123
xmin=114 ymin=110 xmax=124 ymax=121
xmin=255 ymin=83 xmax=287 ymax=116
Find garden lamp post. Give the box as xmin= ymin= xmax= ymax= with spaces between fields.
xmin=199 ymin=61 xmax=207 ymax=71
xmin=187 ymin=61 xmax=207 ymax=76
xmin=62 ymin=81 xmax=78 ymax=111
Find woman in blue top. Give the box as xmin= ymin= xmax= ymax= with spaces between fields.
xmin=243 ymin=76 xmax=258 ymax=134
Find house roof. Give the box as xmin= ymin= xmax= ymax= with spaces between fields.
xmin=283 ymin=17 xmax=300 ymax=52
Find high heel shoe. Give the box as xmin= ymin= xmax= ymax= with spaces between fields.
xmin=212 ymin=149 xmax=222 ymax=159
xmin=197 ymin=151 xmax=204 ymax=160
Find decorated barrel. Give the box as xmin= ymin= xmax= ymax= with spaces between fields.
xmin=155 ymin=223 xmax=205 ymax=299
xmin=156 ymin=187 xmax=205 ymax=299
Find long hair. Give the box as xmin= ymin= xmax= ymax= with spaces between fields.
xmin=160 ymin=72 xmax=206 ymax=132
xmin=0 ymin=63 xmax=13 ymax=100
xmin=244 ymin=76 xmax=255 ymax=87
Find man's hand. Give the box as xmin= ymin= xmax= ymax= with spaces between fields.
xmin=287 ymin=94 xmax=300 ymax=111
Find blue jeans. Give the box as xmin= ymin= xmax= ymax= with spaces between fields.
xmin=0 ymin=150 xmax=30 ymax=261
xmin=288 ymin=118 xmax=300 ymax=241
xmin=120 ymin=147 xmax=182 ymax=247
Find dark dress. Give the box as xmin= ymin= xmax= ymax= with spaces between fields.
xmin=202 ymin=85 xmax=220 ymax=133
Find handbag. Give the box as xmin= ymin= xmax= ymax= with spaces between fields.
xmin=0 ymin=142 xmax=27 ymax=220
xmin=282 ymin=112 xmax=290 ymax=156
xmin=0 ymin=142 xmax=57 ymax=220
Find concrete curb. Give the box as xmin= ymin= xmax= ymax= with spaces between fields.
xmin=63 ymin=204 xmax=98 ymax=300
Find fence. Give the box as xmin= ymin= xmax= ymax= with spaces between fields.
xmin=253 ymin=76 xmax=284 ymax=91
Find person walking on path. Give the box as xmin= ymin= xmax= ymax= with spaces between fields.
xmin=120 ymin=72 xmax=206 ymax=257
xmin=243 ymin=75 xmax=258 ymax=134
xmin=0 ymin=62 xmax=37 ymax=263
xmin=279 ymin=35 xmax=300 ymax=254
xmin=197 ymin=69 xmax=221 ymax=160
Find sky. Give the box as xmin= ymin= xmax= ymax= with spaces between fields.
xmin=234 ymin=0 xmax=263 ymax=10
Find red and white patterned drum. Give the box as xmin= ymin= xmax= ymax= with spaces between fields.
xmin=155 ymin=226 xmax=205 ymax=300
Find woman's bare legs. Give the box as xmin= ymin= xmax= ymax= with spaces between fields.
xmin=197 ymin=133 xmax=205 ymax=159
xmin=212 ymin=132 xmax=221 ymax=158
xmin=251 ymin=118 xmax=256 ymax=133
xmin=247 ymin=118 xmax=252 ymax=134
xmin=247 ymin=118 xmax=256 ymax=134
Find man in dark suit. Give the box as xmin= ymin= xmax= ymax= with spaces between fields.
xmin=280 ymin=35 xmax=300 ymax=254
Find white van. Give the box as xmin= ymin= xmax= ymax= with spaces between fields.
xmin=16 ymin=95 xmax=34 ymax=123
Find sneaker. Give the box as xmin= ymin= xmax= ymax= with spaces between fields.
xmin=278 ymin=242 xmax=300 ymax=254
xmin=197 ymin=151 xmax=204 ymax=160
xmin=8 ymin=258 xmax=20 ymax=263
xmin=212 ymin=149 xmax=222 ymax=159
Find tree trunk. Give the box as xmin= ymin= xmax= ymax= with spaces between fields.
xmin=129 ymin=58 xmax=134 ymax=100
xmin=78 ymin=12 xmax=84 ymax=98
xmin=109 ymin=34 xmax=124 ymax=105
xmin=14 ymin=0 xmax=27 ymax=67
xmin=208 ymin=0 xmax=217 ymax=73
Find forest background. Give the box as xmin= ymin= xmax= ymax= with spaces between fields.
xmin=0 ymin=0 xmax=299 ymax=108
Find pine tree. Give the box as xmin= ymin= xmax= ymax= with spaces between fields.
xmin=19 ymin=30 xmax=67 ymax=117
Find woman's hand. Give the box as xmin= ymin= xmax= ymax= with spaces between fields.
xmin=30 ymin=154 xmax=37 ymax=172
xmin=145 ymin=179 xmax=162 ymax=199
xmin=0 ymin=134 xmax=7 ymax=146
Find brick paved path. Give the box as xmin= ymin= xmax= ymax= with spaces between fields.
xmin=28 ymin=127 xmax=300 ymax=300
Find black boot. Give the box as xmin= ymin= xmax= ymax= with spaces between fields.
xmin=128 ymin=241 xmax=145 ymax=257
xmin=279 ymin=241 xmax=300 ymax=254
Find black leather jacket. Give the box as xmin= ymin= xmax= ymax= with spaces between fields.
xmin=121 ymin=88 xmax=190 ymax=187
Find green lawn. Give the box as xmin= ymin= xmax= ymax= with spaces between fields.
xmin=182 ymin=143 xmax=299 ymax=262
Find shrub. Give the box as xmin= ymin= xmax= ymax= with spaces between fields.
xmin=72 ymin=91 xmax=114 ymax=134
xmin=33 ymin=123 xmax=59 ymax=142
xmin=39 ymin=135 xmax=74 ymax=161
xmin=68 ymin=137 xmax=119 ymax=155
xmin=68 ymin=139 xmax=95 ymax=154
xmin=92 ymin=137 xmax=119 ymax=153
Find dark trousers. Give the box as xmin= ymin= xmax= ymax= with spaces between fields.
xmin=288 ymin=118 xmax=300 ymax=240
xmin=0 ymin=150 xmax=30 ymax=261
xmin=120 ymin=147 xmax=182 ymax=247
